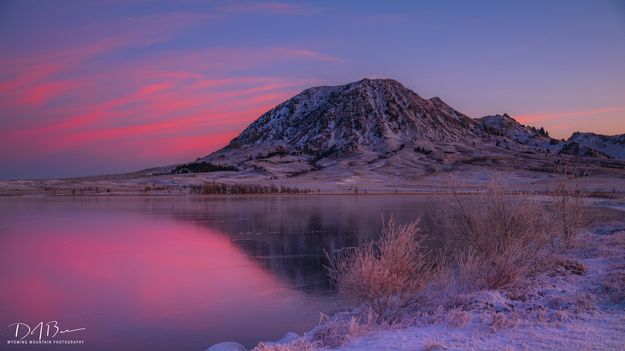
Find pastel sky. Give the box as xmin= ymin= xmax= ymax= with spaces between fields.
xmin=1 ymin=0 xmax=624 ymax=179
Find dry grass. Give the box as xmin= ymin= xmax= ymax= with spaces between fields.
xmin=311 ymin=313 xmax=377 ymax=348
xmin=253 ymin=339 xmax=316 ymax=351
xmin=600 ymin=264 xmax=625 ymax=304
xmin=489 ymin=310 xmax=519 ymax=332
xmin=422 ymin=336 xmax=446 ymax=350
xmin=327 ymin=217 xmax=437 ymax=323
xmin=547 ymin=292 xmax=597 ymax=314
xmin=444 ymin=176 xmax=554 ymax=290
xmin=444 ymin=307 xmax=470 ymax=327
xmin=548 ymin=256 xmax=587 ymax=276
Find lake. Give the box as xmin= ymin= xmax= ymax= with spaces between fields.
xmin=0 ymin=195 xmax=441 ymax=350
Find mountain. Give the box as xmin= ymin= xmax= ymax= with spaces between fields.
xmin=475 ymin=114 xmax=557 ymax=150
xmin=204 ymin=78 xmax=478 ymax=160
xmin=184 ymin=78 xmax=624 ymax=179
xmin=467 ymin=114 xmax=624 ymax=160
xmin=567 ymin=132 xmax=625 ymax=160
xmin=198 ymin=78 xmax=487 ymax=176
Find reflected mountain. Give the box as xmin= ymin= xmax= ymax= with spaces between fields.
xmin=165 ymin=195 xmax=444 ymax=294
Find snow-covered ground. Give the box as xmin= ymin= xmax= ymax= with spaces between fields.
xmin=2 ymin=164 xmax=625 ymax=197
xmin=256 ymin=209 xmax=625 ymax=351
xmin=334 ymin=232 xmax=625 ymax=350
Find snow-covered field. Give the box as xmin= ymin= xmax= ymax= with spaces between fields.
xmin=332 ymin=231 xmax=625 ymax=350
xmin=254 ymin=206 xmax=625 ymax=351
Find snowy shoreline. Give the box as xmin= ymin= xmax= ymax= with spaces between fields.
xmin=247 ymin=202 xmax=625 ymax=351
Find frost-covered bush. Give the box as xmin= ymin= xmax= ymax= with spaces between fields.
xmin=444 ymin=177 xmax=553 ymax=290
xmin=327 ymin=218 xmax=437 ymax=323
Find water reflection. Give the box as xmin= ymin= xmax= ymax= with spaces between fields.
xmin=0 ymin=196 xmax=438 ymax=350
xmin=172 ymin=196 xmax=440 ymax=294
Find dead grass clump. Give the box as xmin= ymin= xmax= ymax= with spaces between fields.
xmin=546 ymin=292 xmax=597 ymax=316
xmin=505 ymin=289 xmax=528 ymax=303
xmin=445 ymin=176 xmax=553 ymax=290
xmin=600 ymin=266 xmax=625 ymax=304
xmin=445 ymin=307 xmax=471 ymax=327
xmin=489 ymin=311 xmax=519 ymax=332
xmin=311 ymin=314 xmax=376 ymax=348
xmin=548 ymin=256 xmax=587 ymax=276
xmin=611 ymin=232 xmax=625 ymax=250
xmin=572 ymin=293 xmax=597 ymax=313
xmin=327 ymin=217 xmax=437 ymax=323
xmin=253 ymin=339 xmax=316 ymax=351
xmin=552 ymin=310 xmax=572 ymax=322
xmin=422 ymin=337 xmax=447 ymax=351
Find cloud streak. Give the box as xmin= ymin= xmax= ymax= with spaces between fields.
xmin=272 ymin=48 xmax=347 ymax=63
xmin=516 ymin=107 xmax=625 ymax=124
xmin=0 ymin=2 xmax=353 ymax=178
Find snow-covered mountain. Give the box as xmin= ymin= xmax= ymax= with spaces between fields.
xmin=206 ymin=78 xmax=478 ymax=160
xmin=198 ymin=78 xmax=489 ymax=175
xmin=471 ymin=114 xmax=623 ymax=159
xmin=189 ymin=78 xmax=624 ymax=177
xmin=567 ymin=132 xmax=625 ymax=160
xmin=476 ymin=114 xmax=556 ymax=150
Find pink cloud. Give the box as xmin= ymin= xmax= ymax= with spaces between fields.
xmin=272 ymin=48 xmax=347 ymax=63
xmin=19 ymin=80 xmax=80 ymax=106
xmin=0 ymin=11 xmax=217 ymax=92
xmin=137 ymin=82 xmax=174 ymax=96
xmin=0 ymin=10 xmax=345 ymax=175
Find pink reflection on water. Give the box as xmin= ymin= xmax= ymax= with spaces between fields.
xmin=0 ymin=207 xmax=324 ymax=350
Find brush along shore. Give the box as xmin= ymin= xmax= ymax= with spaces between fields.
xmin=251 ymin=179 xmax=625 ymax=351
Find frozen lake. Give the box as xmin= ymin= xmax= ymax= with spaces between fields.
xmin=0 ymin=195 xmax=443 ymax=350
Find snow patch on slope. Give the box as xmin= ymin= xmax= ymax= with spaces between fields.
xmin=569 ymin=132 xmax=625 ymax=160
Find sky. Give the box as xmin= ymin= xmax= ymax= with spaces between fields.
xmin=1 ymin=0 xmax=624 ymax=179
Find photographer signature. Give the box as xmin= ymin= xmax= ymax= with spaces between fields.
xmin=8 ymin=321 xmax=86 ymax=340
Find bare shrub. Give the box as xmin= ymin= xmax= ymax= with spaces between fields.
xmin=327 ymin=217 xmax=437 ymax=323
xmin=552 ymin=165 xmax=587 ymax=246
xmin=600 ymin=265 xmax=625 ymax=303
xmin=444 ymin=176 xmax=553 ymax=290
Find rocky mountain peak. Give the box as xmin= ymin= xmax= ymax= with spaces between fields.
xmin=211 ymin=78 xmax=477 ymax=161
